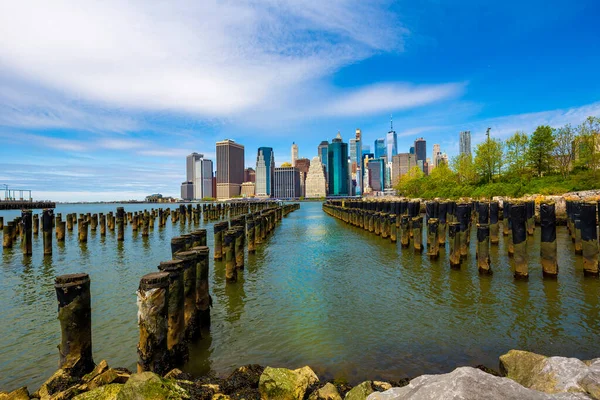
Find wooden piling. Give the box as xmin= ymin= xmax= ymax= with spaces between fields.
xmin=511 ymin=203 xmax=528 ymax=279
xmin=117 ymin=207 xmax=125 ymax=241
xmin=42 ymin=209 xmax=53 ymax=255
xmin=21 ymin=210 xmax=33 ymax=255
xmin=389 ymin=214 xmax=397 ymax=243
xmin=213 ymin=222 xmax=228 ymax=260
xmin=247 ymin=218 xmax=256 ymax=252
xmin=54 ymin=273 xmax=94 ymax=376
xmin=581 ymin=202 xmax=599 ymax=277
xmin=174 ymin=251 xmax=198 ymax=339
xmin=412 ymin=216 xmax=423 ymax=253
xmin=137 ymin=272 xmax=170 ymax=374
xmin=157 ymin=259 xmax=187 ymax=364
xmin=234 ymin=226 xmax=245 ymax=269
xmin=540 ymin=202 xmax=558 ymax=277
xmin=191 ymin=246 xmax=211 ymax=329
xmin=489 ymin=201 xmax=499 ymax=244
xmin=477 ymin=224 xmax=491 ymax=274
xmin=224 ymin=230 xmax=237 ymax=282
xmin=449 ymin=222 xmax=461 ymax=268
xmin=3 ymin=222 xmax=13 ymax=248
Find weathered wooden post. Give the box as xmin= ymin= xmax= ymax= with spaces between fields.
xmin=157 ymin=259 xmax=187 ymax=364
xmin=400 ymin=215 xmax=410 ymax=248
xmin=21 ymin=210 xmax=33 ymax=255
xmin=503 ymin=201 xmax=510 ymax=236
xmin=456 ymin=204 xmax=469 ymax=258
xmin=42 ymin=209 xmax=53 ymax=255
xmin=54 ymin=273 xmax=94 ymax=376
xmin=438 ymin=202 xmax=447 ymax=245
xmin=581 ymin=202 xmax=599 ymax=277
xmin=0 ymin=216 xmax=3 ymax=230
xmin=191 ymin=229 xmax=207 ymax=248
xmin=224 ymin=230 xmax=237 ymax=282
xmin=381 ymin=211 xmax=389 ymax=239
xmin=3 ymin=222 xmax=13 ymax=248
xmin=477 ymin=224 xmax=491 ymax=274
xmin=33 ymin=214 xmax=39 ymax=234
xmin=171 ymin=236 xmax=186 ymax=256
xmin=540 ymin=202 xmax=558 ymax=277
xmin=57 ymin=220 xmax=66 ymax=242
xmin=390 ymin=214 xmax=397 ymax=243
xmin=247 ymin=218 xmax=256 ymax=253
xmin=137 ymin=272 xmax=170 ymax=374
xmin=478 ymin=202 xmax=489 ymax=224
xmin=117 ymin=207 xmax=125 ymax=241
xmin=427 ymin=218 xmax=439 ymax=259
xmin=412 ymin=216 xmax=423 ymax=253
xmin=234 ymin=226 xmax=245 ymax=269
xmin=79 ymin=220 xmax=88 ymax=243
xmin=214 ymin=222 xmax=228 ymax=260
xmin=99 ymin=214 xmax=106 ymax=236
xmin=449 ymin=222 xmax=461 ymax=268
xmin=489 ymin=201 xmax=499 ymax=244
xmin=192 ymin=246 xmax=211 ymax=329
xmin=91 ymin=214 xmax=98 ymax=231
xmin=511 ymin=202 xmax=528 ymax=279
xmin=174 ymin=250 xmax=198 ymax=338
xmin=142 ymin=215 xmax=149 ymax=237
xmin=526 ymin=200 xmax=535 ymax=236
xmin=132 ymin=214 xmax=139 ymax=232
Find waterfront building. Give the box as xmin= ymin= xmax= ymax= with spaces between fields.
xmin=240 ymin=182 xmax=255 ymax=197
xmin=328 ymin=132 xmax=349 ymax=196
xmin=392 ymin=152 xmax=418 ymax=185
xmin=244 ymin=167 xmax=256 ymax=183
xmin=460 ymin=131 xmax=472 ymax=156
xmin=291 ymin=142 xmax=298 ymax=167
xmin=386 ymin=119 xmax=397 ymax=161
xmin=374 ymin=138 xmax=386 ymax=159
xmin=216 ymin=139 xmax=244 ymax=199
xmin=305 ymin=157 xmax=327 ymax=198
xmin=180 ymin=181 xmax=193 ymax=201
xmin=318 ymin=140 xmax=329 ymax=184
xmin=295 ymin=158 xmax=311 ymax=197
xmin=274 ymin=167 xmax=301 ymax=198
xmin=368 ymin=158 xmax=386 ymax=192
xmin=182 ymin=152 xmax=213 ymax=200
xmin=349 ymin=137 xmax=362 ymax=195
xmin=432 ymin=144 xmax=441 ymax=166
xmin=255 ymin=147 xmax=275 ymax=198
xmin=414 ymin=138 xmax=426 ymax=173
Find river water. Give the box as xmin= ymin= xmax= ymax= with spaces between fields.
xmin=0 ymin=202 xmax=598 ymax=391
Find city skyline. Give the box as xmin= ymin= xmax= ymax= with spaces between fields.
xmin=1 ymin=1 xmax=599 ymax=201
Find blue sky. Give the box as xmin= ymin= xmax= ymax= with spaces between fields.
xmin=1 ymin=0 xmax=599 ymax=201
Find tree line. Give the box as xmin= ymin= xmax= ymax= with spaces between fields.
xmin=395 ymin=116 xmax=600 ymax=199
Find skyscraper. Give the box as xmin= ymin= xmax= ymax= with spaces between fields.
xmin=291 ymin=142 xmax=298 ymax=167
xmin=414 ymin=138 xmax=426 ymax=173
xmin=216 ymin=139 xmax=244 ymax=199
xmin=244 ymin=167 xmax=256 ymax=183
xmin=318 ymin=140 xmax=329 ymax=183
xmin=328 ymin=132 xmax=349 ymax=196
xmin=295 ymin=158 xmax=310 ymax=197
xmin=274 ymin=167 xmax=301 ymax=198
xmin=255 ymin=147 xmax=275 ymax=198
xmin=460 ymin=131 xmax=472 ymax=156
xmin=182 ymin=152 xmax=213 ymax=200
xmin=386 ymin=118 xmax=397 ymax=161
xmin=349 ymin=137 xmax=362 ymax=195
xmin=305 ymin=157 xmax=327 ymax=198
xmin=374 ymin=138 xmax=386 ymax=159
xmin=392 ymin=152 xmax=417 ymax=185
xmin=368 ymin=158 xmax=385 ymax=192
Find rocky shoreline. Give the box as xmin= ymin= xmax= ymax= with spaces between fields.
xmin=2 ymin=350 xmax=599 ymax=400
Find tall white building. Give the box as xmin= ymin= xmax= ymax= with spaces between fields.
xmin=255 ymin=147 xmax=274 ymax=198
xmin=183 ymin=153 xmax=213 ymax=200
xmin=291 ymin=142 xmax=298 ymax=167
xmin=305 ymin=157 xmax=327 ymax=198
xmin=460 ymin=131 xmax=471 ymax=156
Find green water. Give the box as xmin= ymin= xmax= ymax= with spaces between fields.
xmin=0 ymin=202 xmax=598 ymax=391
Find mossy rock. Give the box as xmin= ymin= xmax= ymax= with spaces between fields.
xmin=344 ymin=382 xmax=374 ymax=400
xmin=2 ymin=387 xmax=29 ymax=400
xmin=73 ymin=384 xmax=123 ymax=400
xmin=258 ymin=366 xmax=318 ymax=400
xmin=116 ymin=372 xmax=189 ymax=400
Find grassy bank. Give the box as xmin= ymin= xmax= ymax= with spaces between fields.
xmin=396 ymin=169 xmax=600 ymax=199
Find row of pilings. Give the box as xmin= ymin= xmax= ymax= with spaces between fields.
xmin=47 ymin=202 xmax=300 ymax=381
xmin=1 ymin=201 xmax=281 ymax=254
xmin=323 ymin=198 xmax=600 ymax=279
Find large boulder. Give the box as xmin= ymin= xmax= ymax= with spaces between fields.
xmin=34 ymin=369 xmax=80 ymax=399
xmin=0 ymin=387 xmax=30 ymax=400
xmin=367 ymin=367 xmax=590 ymax=400
xmin=73 ymin=384 xmax=123 ymax=400
xmin=500 ymin=350 xmax=600 ymax=397
xmin=344 ymin=382 xmax=374 ymax=400
xmin=308 ymin=383 xmax=342 ymax=400
xmin=116 ymin=372 xmax=189 ymax=400
xmin=258 ymin=366 xmax=319 ymax=400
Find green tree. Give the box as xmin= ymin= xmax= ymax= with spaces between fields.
xmin=450 ymin=153 xmax=476 ymax=184
xmin=505 ymin=131 xmax=529 ymax=175
xmin=474 ymin=138 xmax=504 ymax=183
xmin=395 ymin=166 xmax=424 ymax=197
xmin=552 ymin=124 xmax=575 ymax=179
xmin=575 ymin=116 xmax=600 ymax=177
xmin=527 ymin=125 xmax=555 ymax=177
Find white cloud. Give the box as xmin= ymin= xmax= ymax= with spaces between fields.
xmin=0 ymin=0 xmax=409 ymax=122
xmin=321 ymin=83 xmax=465 ymax=117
